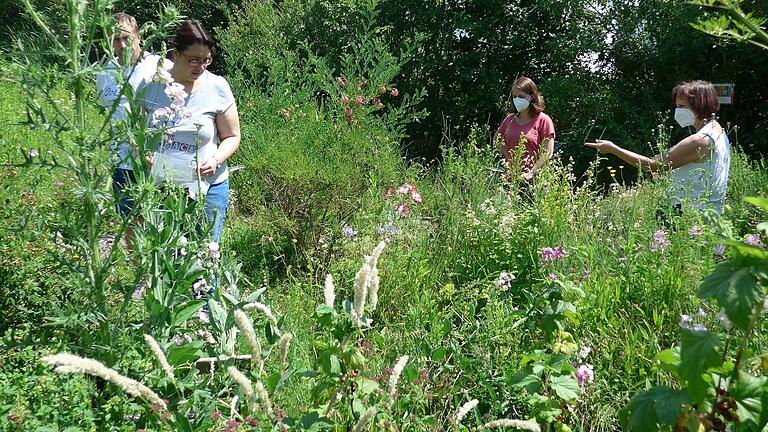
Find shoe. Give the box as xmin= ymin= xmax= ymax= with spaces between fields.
xmin=131 ymin=281 xmax=146 ymax=301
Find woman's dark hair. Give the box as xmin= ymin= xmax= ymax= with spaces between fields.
xmin=510 ymin=76 xmax=545 ymax=116
xmin=173 ymin=19 xmax=215 ymax=54
xmin=672 ymin=80 xmax=719 ymax=120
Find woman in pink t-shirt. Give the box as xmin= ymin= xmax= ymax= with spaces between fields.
xmin=497 ymin=77 xmax=556 ymax=181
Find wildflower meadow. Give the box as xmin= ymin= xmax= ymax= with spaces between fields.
xmin=2 ymin=0 xmax=768 ymax=431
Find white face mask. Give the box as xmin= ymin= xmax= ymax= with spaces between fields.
xmin=674 ymin=108 xmax=696 ymax=128
xmin=513 ymin=96 xmax=530 ymax=113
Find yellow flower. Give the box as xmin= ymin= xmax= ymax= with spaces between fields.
xmin=619 ymin=165 xmax=625 ymax=169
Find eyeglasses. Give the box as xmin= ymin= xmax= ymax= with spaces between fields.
xmin=179 ymin=52 xmax=213 ymax=67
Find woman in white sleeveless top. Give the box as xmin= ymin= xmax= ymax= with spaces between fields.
xmin=585 ymin=80 xmax=730 ymax=214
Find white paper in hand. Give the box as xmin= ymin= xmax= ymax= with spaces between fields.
xmin=150 ymin=151 xmax=198 ymax=184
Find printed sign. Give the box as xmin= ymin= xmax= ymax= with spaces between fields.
xmin=712 ymin=83 xmax=734 ymax=105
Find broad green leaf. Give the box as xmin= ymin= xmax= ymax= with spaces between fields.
xmin=744 ymin=197 xmax=768 ymax=212
xmin=699 ymin=263 xmax=762 ymax=330
xmin=654 ymin=347 xmax=681 ymax=377
xmin=680 ymin=330 xmax=722 ymax=403
xmin=510 ymin=368 xmax=541 ymax=392
xmin=731 ymin=371 xmax=768 ymax=428
xmin=171 ymin=300 xmax=205 ymax=327
xmin=624 ymin=386 xmax=688 ymax=432
xmin=431 ymin=347 xmax=447 ymax=361
xmin=167 ymin=344 xmax=203 ymax=366
xmin=550 ymin=375 xmax=580 ymax=401
xmin=358 ymin=379 xmax=379 ymax=395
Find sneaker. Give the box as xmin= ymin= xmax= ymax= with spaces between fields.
xmin=131 ymin=281 xmax=146 ymax=301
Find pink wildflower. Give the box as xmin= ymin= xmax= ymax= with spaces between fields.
xmin=411 ymin=190 xmax=423 ymax=204
xmin=337 ymin=76 xmax=347 ymax=86
xmin=383 ymin=186 xmax=394 ymax=201
xmin=540 ymin=246 xmax=568 ymax=263
xmin=744 ymin=234 xmax=762 ymax=247
xmin=651 ymin=230 xmax=671 ymax=252
xmin=397 ymin=182 xmax=416 ymax=195
xmin=211 ymin=411 xmax=221 ymax=420
xmin=341 ymin=95 xmax=350 ymax=104
xmin=576 ymin=364 xmax=594 ymax=391
xmin=379 ymin=86 xmax=387 ymax=94
xmin=390 ymin=88 xmax=399 ymax=97
xmin=396 ymin=203 xmax=411 ymax=217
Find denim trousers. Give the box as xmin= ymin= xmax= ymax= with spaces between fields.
xmin=203 ymin=178 xmax=229 ymax=244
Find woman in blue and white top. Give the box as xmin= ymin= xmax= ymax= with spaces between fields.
xmin=141 ymin=19 xmax=241 ymax=243
xmin=585 ymin=80 xmax=730 ymax=214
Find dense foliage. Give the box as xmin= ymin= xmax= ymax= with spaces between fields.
xmin=1 ymin=0 xmax=768 ymax=431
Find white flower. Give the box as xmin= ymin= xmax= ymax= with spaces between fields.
xmin=578 ymin=345 xmax=591 ymax=359
xmin=478 ymin=419 xmax=541 ymax=431
xmin=164 ymin=82 xmax=187 ymax=102
xmin=42 ymin=353 xmax=166 ymax=409
xmin=153 ymin=68 xmax=173 ymax=84
xmin=234 ymin=310 xmax=263 ymax=371
xmin=255 ymin=381 xmax=272 ymax=413
xmin=455 ymin=399 xmax=479 ymax=425
xmin=387 ymin=356 xmax=408 ymax=401
xmin=243 ymin=302 xmax=281 ymax=336
xmin=227 ymin=366 xmax=258 ymax=412
xmin=324 ymin=274 xmax=335 ymax=308
xmin=144 ymin=334 xmax=175 ymax=382
xmin=278 ymin=333 xmax=292 ymax=372
xmin=351 ymin=407 xmax=377 ymax=432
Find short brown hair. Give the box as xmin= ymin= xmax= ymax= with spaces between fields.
xmin=113 ymin=13 xmax=139 ymax=35
xmin=510 ymin=76 xmax=545 ymax=116
xmin=672 ymin=80 xmax=719 ymax=120
xmin=173 ymin=20 xmax=215 ymax=54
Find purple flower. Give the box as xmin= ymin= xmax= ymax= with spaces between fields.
xmin=580 ymin=269 xmax=591 ymax=281
xmin=55 ymin=181 xmax=64 ymax=187
xmin=547 ymin=273 xmax=558 ymax=280
xmin=28 ymin=149 xmax=39 ymax=158
xmin=713 ymin=244 xmax=726 ymax=256
xmin=692 ymin=323 xmax=708 ymax=332
xmin=342 ymin=226 xmax=358 ymax=238
xmin=679 ymin=314 xmax=692 ymax=329
xmin=576 ymin=364 xmax=594 ymax=391
xmin=376 ymin=222 xmax=398 ymax=236
xmin=689 ymin=225 xmax=704 ymax=237
xmin=696 ymin=308 xmax=707 ymax=318
xmin=716 ymin=311 xmax=732 ymax=330
xmin=744 ymin=234 xmax=762 ymax=247
xmin=540 ymin=246 xmax=568 ymax=263
xmin=650 ymin=230 xmax=671 ymax=252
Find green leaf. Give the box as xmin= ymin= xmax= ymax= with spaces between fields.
xmin=624 ymin=387 xmax=688 ymax=431
xmin=699 ymin=262 xmax=762 ymax=330
xmin=357 ymin=379 xmax=379 ymax=395
xmin=550 ymin=375 xmax=580 ymax=401
xmin=653 ymin=347 xmax=681 ymax=377
xmin=680 ymin=330 xmax=722 ymax=403
xmin=510 ymin=367 xmax=541 ymax=393
xmin=167 ymin=344 xmax=204 ymax=366
xmin=171 ymin=301 xmax=205 ymax=327
xmin=731 ymin=371 xmax=768 ymax=428
xmin=267 ymin=372 xmax=281 ymax=393
xmin=431 ymin=347 xmax=447 ymax=361
xmin=744 ymin=197 xmax=768 ymax=212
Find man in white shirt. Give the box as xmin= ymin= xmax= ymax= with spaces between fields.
xmin=96 ymin=13 xmax=169 ymax=298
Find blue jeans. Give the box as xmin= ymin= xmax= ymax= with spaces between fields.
xmin=203 ymin=178 xmax=229 ymax=244
xmin=112 ymin=168 xmax=136 ymax=217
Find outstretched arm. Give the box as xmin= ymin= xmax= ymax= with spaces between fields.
xmin=584 ymin=134 xmax=710 ymax=172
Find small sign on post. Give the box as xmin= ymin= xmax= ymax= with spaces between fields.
xmin=712 ymin=83 xmax=735 ymax=104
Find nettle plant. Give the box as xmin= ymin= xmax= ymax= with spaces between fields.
xmin=624 ymin=198 xmax=768 ymax=431
xmin=505 ymin=245 xmax=592 ymax=432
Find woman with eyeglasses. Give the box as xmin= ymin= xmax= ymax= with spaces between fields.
xmin=141 ymin=19 xmax=241 ymax=244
